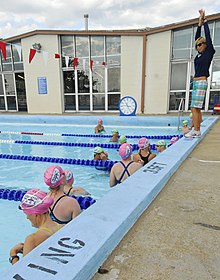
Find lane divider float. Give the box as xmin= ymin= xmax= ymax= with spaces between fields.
xmin=0 ymin=130 xmax=182 ymax=140
xmin=0 ymin=153 xmax=116 ymax=170
xmin=0 ymin=188 xmax=96 ymax=210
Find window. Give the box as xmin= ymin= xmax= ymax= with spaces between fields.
xmin=170 ymin=63 xmax=187 ymax=90
xmin=93 ymin=94 xmax=105 ymax=110
xmin=108 ymin=94 xmax=120 ymax=110
xmin=2 ymin=44 xmax=12 ymax=71
xmin=62 ymin=35 xmax=121 ymax=112
xmin=75 ymin=36 xmax=89 ymax=70
xmin=61 ymin=36 xmax=75 ymax=68
xmin=211 ymin=60 xmax=220 ymax=89
xmin=208 ymin=91 xmax=220 ymax=110
xmin=15 ymin=73 xmax=27 ymax=112
xmin=108 ymin=67 xmax=120 ymax=92
xmin=91 ymin=36 xmax=105 ymax=66
xmin=63 ymin=71 xmax=75 ymax=93
xmin=78 ymin=95 xmax=90 ymax=110
xmin=106 ymin=36 xmax=121 ymax=65
xmin=4 ymin=74 xmax=15 ymax=95
xmin=92 ymin=68 xmax=105 ymax=93
xmin=214 ymin=21 xmax=220 ymax=57
xmin=12 ymin=43 xmax=23 ymax=71
xmin=172 ymin=28 xmax=192 ymax=59
xmin=0 ymin=40 xmax=26 ymax=112
xmin=78 ymin=69 xmax=90 ymax=93
xmin=64 ymin=95 xmax=76 ymax=111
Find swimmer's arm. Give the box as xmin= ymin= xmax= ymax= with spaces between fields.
xmin=23 ymin=234 xmax=39 ymax=256
xmin=149 ymin=154 xmax=156 ymax=161
xmin=109 ymin=168 xmax=117 ymax=187
xmin=133 ymin=154 xmax=143 ymax=165
xmin=10 ymin=242 xmax=24 ymax=265
xmin=71 ymin=199 xmax=81 ymax=218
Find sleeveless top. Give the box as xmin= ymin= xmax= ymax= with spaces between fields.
xmin=37 ymin=224 xmax=62 ymax=235
xmin=117 ymin=161 xmax=134 ymax=184
xmin=138 ymin=151 xmax=151 ymax=166
xmin=49 ymin=195 xmax=72 ymax=224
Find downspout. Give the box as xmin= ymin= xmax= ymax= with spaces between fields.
xmin=141 ymin=34 xmax=147 ymax=114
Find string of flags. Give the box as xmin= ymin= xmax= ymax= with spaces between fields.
xmin=0 ymin=41 xmax=107 ymax=71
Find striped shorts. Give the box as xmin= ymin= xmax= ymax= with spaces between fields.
xmin=191 ymin=80 xmax=208 ymax=109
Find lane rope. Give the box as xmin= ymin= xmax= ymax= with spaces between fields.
xmin=0 ymin=188 xmax=96 ymax=210
xmin=0 ymin=130 xmax=182 ymax=140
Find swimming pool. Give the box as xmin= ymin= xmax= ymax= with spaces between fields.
xmin=0 ymin=114 xmax=205 ymax=276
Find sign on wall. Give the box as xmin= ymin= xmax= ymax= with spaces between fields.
xmin=37 ymin=77 xmax=48 ymax=94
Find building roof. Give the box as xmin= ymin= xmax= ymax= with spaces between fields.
xmin=5 ymin=12 xmax=220 ymax=42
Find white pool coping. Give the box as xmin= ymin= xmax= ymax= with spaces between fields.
xmin=1 ymin=116 xmax=218 ymax=280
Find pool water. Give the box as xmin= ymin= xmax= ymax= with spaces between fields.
xmin=0 ymin=117 xmax=182 ymax=272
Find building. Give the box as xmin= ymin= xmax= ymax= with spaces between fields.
xmin=1 ymin=12 xmax=220 ymax=114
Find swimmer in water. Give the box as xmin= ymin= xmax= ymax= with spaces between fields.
xmin=95 ymin=119 xmax=105 ymax=134
xmin=94 ymin=146 xmax=108 ymax=161
xmin=63 ymin=169 xmax=91 ymax=197
xmin=9 ymin=189 xmax=62 ymax=265
xmin=110 ymin=129 xmax=119 ymax=142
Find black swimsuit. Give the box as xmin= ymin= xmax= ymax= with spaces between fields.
xmin=66 ymin=187 xmax=72 ymax=196
xmin=138 ymin=151 xmax=151 ymax=166
xmin=49 ymin=195 xmax=72 ymax=224
xmin=117 ymin=161 xmax=134 ymax=184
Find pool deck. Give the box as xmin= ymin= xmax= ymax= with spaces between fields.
xmin=93 ymin=117 xmax=220 ymax=280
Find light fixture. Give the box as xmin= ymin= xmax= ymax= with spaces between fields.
xmin=32 ymin=43 xmax=42 ymax=53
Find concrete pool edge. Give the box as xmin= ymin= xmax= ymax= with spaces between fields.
xmin=1 ymin=116 xmax=218 ymax=280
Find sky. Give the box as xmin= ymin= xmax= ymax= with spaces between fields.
xmin=0 ymin=0 xmax=220 ymax=39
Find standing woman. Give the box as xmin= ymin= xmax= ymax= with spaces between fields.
xmin=185 ymin=9 xmax=215 ymax=138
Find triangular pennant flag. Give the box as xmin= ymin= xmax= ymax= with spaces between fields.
xmin=14 ymin=44 xmax=22 ymax=61
xmin=83 ymin=59 xmax=86 ymax=71
xmin=0 ymin=41 xmax=7 ymax=60
xmin=55 ymin=53 xmax=60 ymax=59
xmin=65 ymin=56 xmax=69 ymax=68
xmin=73 ymin=57 xmax=78 ymax=69
xmin=42 ymin=51 xmax=48 ymax=66
xmin=29 ymin=48 xmax=37 ymax=63
xmin=90 ymin=59 xmax=93 ymax=71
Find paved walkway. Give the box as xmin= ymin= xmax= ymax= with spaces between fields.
xmin=93 ymin=117 xmax=220 ymax=280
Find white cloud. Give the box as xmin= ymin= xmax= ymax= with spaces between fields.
xmin=0 ymin=0 xmax=219 ymax=38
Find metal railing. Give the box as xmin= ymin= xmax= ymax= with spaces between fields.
xmin=177 ymin=98 xmax=185 ymax=130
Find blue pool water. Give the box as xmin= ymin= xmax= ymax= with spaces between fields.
xmin=0 ymin=115 xmax=184 ymax=271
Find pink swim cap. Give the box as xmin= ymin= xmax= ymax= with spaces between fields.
xmin=20 ymin=189 xmax=54 ymax=215
xmin=64 ymin=170 xmax=74 ymax=185
xmin=98 ymin=119 xmax=102 ymax=124
xmin=119 ymin=143 xmax=132 ymax=159
xmin=138 ymin=137 xmax=150 ymax=149
xmin=44 ymin=165 xmax=64 ymax=188
xmin=170 ymin=136 xmax=179 ymax=145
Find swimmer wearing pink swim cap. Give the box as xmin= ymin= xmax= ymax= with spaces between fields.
xmin=63 ymin=169 xmax=91 ymax=197
xmin=109 ymin=143 xmax=142 ymax=187
xmin=44 ymin=165 xmax=81 ymax=224
xmin=10 ymin=189 xmax=62 ymax=265
xmin=133 ymin=137 xmax=156 ymax=166
xmin=95 ymin=118 xmax=105 ymax=134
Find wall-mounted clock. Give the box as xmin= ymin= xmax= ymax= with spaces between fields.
xmin=119 ymin=96 xmax=137 ymax=116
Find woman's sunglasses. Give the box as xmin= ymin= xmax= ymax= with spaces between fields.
xmin=196 ymin=42 xmax=205 ymax=47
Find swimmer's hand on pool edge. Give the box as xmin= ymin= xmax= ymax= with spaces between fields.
xmin=9 ymin=242 xmax=24 ymax=264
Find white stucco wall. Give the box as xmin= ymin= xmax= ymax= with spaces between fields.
xmin=22 ymin=35 xmax=63 ymax=114
xmin=144 ymin=31 xmax=171 ymax=114
xmin=121 ymin=36 xmax=143 ymax=114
